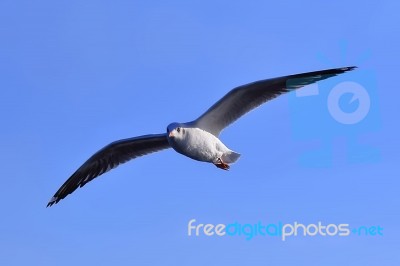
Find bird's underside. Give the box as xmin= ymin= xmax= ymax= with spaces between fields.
xmin=47 ymin=66 xmax=356 ymax=207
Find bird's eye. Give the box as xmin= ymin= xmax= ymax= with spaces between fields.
xmin=177 ymin=127 xmax=181 ymax=133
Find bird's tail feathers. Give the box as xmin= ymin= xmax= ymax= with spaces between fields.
xmin=222 ymin=150 xmax=241 ymax=164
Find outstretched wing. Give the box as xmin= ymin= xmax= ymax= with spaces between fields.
xmin=193 ymin=66 xmax=356 ymax=136
xmin=47 ymin=134 xmax=170 ymax=207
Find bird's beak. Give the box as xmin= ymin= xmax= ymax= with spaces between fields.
xmin=169 ymin=132 xmax=174 ymax=138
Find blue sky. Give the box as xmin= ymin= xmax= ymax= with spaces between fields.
xmin=1 ymin=0 xmax=399 ymax=265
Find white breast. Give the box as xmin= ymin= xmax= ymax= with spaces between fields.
xmin=171 ymin=128 xmax=230 ymax=163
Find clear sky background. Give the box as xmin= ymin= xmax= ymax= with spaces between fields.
xmin=1 ymin=1 xmax=399 ymax=265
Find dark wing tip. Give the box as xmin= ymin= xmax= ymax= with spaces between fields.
xmin=323 ymin=65 xmax=357 ymax=77
xmin=311 ymin=66 xmax=357 ymax=76
xmin=322 ymin=65 xmax=357 ymax=79
xmin=341 ymin=66 xmax=357 ymax=72
xmin=46 ymin=196 xmax=58 ymax=207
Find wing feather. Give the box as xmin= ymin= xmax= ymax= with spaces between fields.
xmin=193 ymin=66 xmax=356 ymax=136
xmin=47 ymin=133 xmax=170 ymax=207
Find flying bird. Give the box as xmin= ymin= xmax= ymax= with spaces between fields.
xmin=47 ymin=66 xmax=356 ymax=206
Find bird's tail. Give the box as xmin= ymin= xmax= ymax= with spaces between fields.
xmin=222 ymin=150 xmax=241 ymax=164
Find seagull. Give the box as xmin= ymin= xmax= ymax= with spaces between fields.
xmin=47 ymin=66 xmax=356 ymax=206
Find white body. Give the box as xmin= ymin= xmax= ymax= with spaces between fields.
xmin=168 ymin=127 xmax=238 ymax=164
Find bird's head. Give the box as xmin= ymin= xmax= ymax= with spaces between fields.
xmin=167 ymin=122 xmax=186 ymax=140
